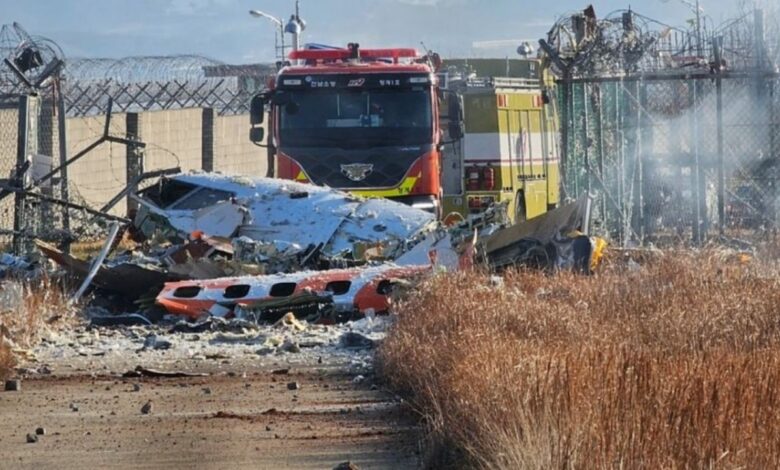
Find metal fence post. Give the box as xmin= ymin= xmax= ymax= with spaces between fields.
xmin=616 ymin=81 xmax=626 ymax=245
xmin=595 ymin=84 xmax=607 ymax=231
xmin=125 ymin=112 xmax=142 ymax=213
xmin=713 ymin=37 xmax=726 ymax=235
xmin=560 ymin=73 xmax=572 ymax=197
xmin=692 ymin=79 xmax=702 ymax=244
xmin=12 ymin=95 xmax=38 ymax=255
xmin=12 ymin=96 xmax=29 ymax=254
xmin=202 ymin=107 xmax=215 ymax=172
xmin=583 ymin=83 xmax=592 ymax=197
xmin=637 ymin=81 xmax=648 ymax=242
xmin=55 ymin=77 xmax=70 ymax=251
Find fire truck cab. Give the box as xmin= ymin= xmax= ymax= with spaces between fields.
xmin=250 ymin=44 xmax=457 ymax=214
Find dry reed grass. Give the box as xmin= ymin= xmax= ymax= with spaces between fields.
xmin=379 ymin=251 xmax=780 ymax=469
xmin=0 ymin=278 xmax=79 ymax=380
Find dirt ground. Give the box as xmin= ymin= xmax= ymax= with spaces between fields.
xmin=0 ymin=322 xmax=421 ymax=469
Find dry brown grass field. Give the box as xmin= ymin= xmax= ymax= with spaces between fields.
xmin=379 ymin=250 xmax=780 ymax=469
xmin=0 ymin=279 xmax=76 ymax=380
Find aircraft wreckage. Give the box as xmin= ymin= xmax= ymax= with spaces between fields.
xmin=33 ymin=172 xmax=604 ymax=323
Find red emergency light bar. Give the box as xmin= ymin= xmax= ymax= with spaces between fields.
xmin=289 ymin=48 xmax=419 ymax=62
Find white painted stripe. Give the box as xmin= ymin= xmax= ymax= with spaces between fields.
xmin=464 ymin=132 xmax=553 ymax=163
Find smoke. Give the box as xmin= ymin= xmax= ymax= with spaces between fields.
xmin=635 ymin=81 xmax=777 ymax=233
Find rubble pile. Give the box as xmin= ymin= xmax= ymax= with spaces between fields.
xmin=6 ymin=172 xmax=604 ymax=325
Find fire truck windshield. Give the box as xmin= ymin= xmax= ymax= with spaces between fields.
xmin=278 ymin=88 xmax=432 ymax=148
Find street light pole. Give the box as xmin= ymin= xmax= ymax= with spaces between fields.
xmin=249 ymin=9 xmax=286 ymax=61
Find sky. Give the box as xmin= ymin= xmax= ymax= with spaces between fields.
xmin=0 ymin=0 xmax=760 ymax=64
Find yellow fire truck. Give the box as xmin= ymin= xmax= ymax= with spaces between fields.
xmin=439 ymin=58 xmax=561 ymax=223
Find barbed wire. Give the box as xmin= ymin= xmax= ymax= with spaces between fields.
xmin=60 ymin=55 xmax=273 ymax=117
xmin=65 ymin=54 xmax=227 ymax=84
xmin=543 ymin=6 xmax=778 ymax=78
xmin=0 ymin=22 xmax=64 ymax=94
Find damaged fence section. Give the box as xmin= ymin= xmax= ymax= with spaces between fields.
xmin=547 ymin=6 xmax=780 ymax=245
xmin=0 ymin=23 xmax=274 ymax=257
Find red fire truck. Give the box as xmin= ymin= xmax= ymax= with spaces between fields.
xmin=249 ymin=44 xmax=461 ymax=214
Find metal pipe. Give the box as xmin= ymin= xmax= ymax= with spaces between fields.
xmin=71 ymin=222 xmax=122 ymax=302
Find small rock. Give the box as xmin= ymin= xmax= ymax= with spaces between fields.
xmin=4 ymin=379 xmax=20 ymax=391
xmin=265 ymin=425 xmax=272 ymax=431
xmin=35 ymin=427 xmax=45 ymax=436
xmin=352 ymin=375 xmax=365 ymax=384
xmin=339 ymin=332 xmax=375 ymax=349
xmin=69 ymin=403 xmax=79 ymax=412
xmin=271 ymin=368 xmax=289 ymax=375
xmin=202 ymin=387 xmax=212 ymax=395
xmin=281 ymin=339 xmax=301 ymax=353
xmin=26 ymin=433 xmax=38 ymax=444
xmin=132 ymin=383 xmax=141 ymax=392
xmin=140 ymin=400 xmax=153 ymax=415
xmin=286 ymin=381 xmax=300 ymax=391
xmin=317 ymin=356 xmax=323 ymax=364
xmin=333 ymin=462 xmax=360 ymax=470
xmin=143 ymin=335 xmax=172 ymax=351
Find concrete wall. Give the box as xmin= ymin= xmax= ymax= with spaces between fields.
xmin=0 ymin=106 xmax=267 ymax=236
xmin=213 ymin=113 xmax=266 ymax=176
xmin=66 ymin=113 xmax=128 ymax=216
xmin=140 ymin=108 xmax=203 ymax=173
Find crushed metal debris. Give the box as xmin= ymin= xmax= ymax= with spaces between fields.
xmin=13 ymin=171 xmax=604 ymax=327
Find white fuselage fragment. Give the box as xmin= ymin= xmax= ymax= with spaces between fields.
xmin=133 ymin=173 xmax=437 ymax=259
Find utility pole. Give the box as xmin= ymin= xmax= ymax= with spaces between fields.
xmin=285 ymin=0 xmax=306 ymax=63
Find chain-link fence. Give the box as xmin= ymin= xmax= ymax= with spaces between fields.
xmin=0 ymin=97 xmax=20 ymax=249
xmin=0 ymin=23 xmax=274 ymax=256
xmin=553 ymin=6 xmax=780 ymax=246
xmin=560 ymin=73 xmax=779 ymax=245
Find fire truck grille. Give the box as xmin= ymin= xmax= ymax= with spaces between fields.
xmin=282 ymin=146 xmax=428 ymax=189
